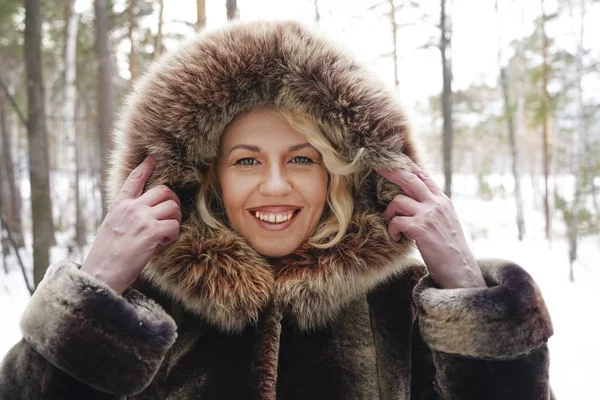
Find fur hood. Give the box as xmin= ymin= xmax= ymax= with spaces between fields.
xmin=108 ymin=20 xmax=422 ymax=332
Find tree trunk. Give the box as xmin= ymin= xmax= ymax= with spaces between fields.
xmin=314 ymin=0 xmax=320 ymax=24
xmin=500 ymin=66 xmax=526 ymax=240
xmin=495 ymin=0 xmax=525 ymax=241
xmin=94 ymin=0 xmax=113 ymax=217
xmin=566 ymin=0 xmax=586 ymax=282
xmin=440 ymin=0 xmax=453 ymax=198
xmin=64 ymin=0 xmax=80 ymax=255
xmin=388 ymin=0 xmax=399 ymax=88
xmin=25 ymin=0 xmax=55 ymax=286
xmin=516 ymin=2 xmax=530 ymax=237
xmin=226 ymin=0 xmax=238 ymax=20
xmin=0 ymin=56 xmax=24 ymax=249
xmin=540 ymin=0 xmax=551 ymax=240
xmin=153 ymin=0 xmax=164 ymax=58
xmin=75 ymin=118 xmax=85 ymax=257
xmin=128 ymin=0 xmax=137 ymax=85
xmin=196 ymin=0 xmax=206 ymax=32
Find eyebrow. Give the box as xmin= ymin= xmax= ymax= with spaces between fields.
xmin=228 ymin=142 xmax=313 ymax=155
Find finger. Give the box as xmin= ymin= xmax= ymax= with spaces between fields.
xmin=384 ymin=194 xmax=420 ymax=219
xmin=388 ymin=215 xmax=413 ymax=242
xmin=156 ymin=219 xmax=181 ymax=246
xmin=376 ymin=168 xmax=433 ymax=203
xmin=404 ymin=158 xmax=444 ymax=197
xmin=115 ymin=156 xmax=155 ymax=202
xmin=151 ymin=200 xmax=182 ymax=224
xmin=140 ymin=184 xmax=181 ymax=207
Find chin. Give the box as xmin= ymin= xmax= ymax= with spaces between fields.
xmin=251 ymin=241 xmax=300 ymax=259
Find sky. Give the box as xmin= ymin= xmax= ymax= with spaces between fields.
xmin=90 ymin=0 xmax=592 ymax=116
xmin=73 ymin=0 xmax=600 ymax=131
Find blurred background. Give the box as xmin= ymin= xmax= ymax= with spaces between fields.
xmin=0 ymin=0 xmax=599 ymax=397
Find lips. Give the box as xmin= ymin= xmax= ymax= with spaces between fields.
xmin=247 ymin=205 xmax=301 ymax=213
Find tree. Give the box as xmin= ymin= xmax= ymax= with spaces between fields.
xmin=314 ymin=0 xmax=320 ymax=24
xmin=94 ymin=0 xmax=113 ymax=217
xmin=25 ymin=0 xmax=55 ymax=286
xmin=514 ymin=0 xmax=529 ymax=239
xmin=128 ymin=0 xmax=137 ymax=85
xmin=540 ymin=0 xmax=552 ymax=240
xmin=154 ymin=0 xmax=164 ymax=57
xmin=226 ymin=0 xmax=238 ymax=20
xmin=63 ymin=0 xmax=83 ymax=255
xmin=196 ymin=0 xmax=206 ymax=32
xmin=0 ymin=0 xmax=25 ymax=254
xmin=440 ymin=0 xmax=453 ymax=197
xmin=556 ymin=0 xmax=595 ymax=281
xmin=496 ymin=0 xmax=525 ymax=240
xmin=388 ymin=0 xmax=399 ymax=88
xmin=0 ymin=56 xmax=24 ymax=250
xmin=366 ymin=0 xmax=420 ymax=91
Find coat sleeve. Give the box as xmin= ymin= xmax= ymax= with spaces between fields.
xmin=411 ymin=259 xmax=555 ymax=400
xmin=0 ymin=260 xmax=177 ymax=399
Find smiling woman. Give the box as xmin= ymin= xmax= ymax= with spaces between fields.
xmin=0 ymin=20 xmax=554 ymax=400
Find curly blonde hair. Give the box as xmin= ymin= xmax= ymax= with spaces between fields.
xmin=197 ymin=108 xmax=365 ymax=249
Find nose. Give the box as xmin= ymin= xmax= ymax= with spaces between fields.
xmin=258 ymin=164 xmax=292 ymax=196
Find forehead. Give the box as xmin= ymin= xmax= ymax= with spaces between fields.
xmin=221 ymin=108 xmax=305 ymax=149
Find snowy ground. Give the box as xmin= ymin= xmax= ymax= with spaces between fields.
xmin=1 ymin=175 xmax=598 ymax=398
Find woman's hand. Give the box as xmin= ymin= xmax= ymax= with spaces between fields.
xmin=81 ymin=157 xmax=182 ymax=295
xmin=377 ymin=159 xmax=485 ymax=289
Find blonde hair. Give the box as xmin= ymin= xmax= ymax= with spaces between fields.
xmin=198 ymin=108 xmax=364 ymax=249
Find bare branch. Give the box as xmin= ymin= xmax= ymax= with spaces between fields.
xmin=0 ymin=78 xmax=27 ymax=126
xmin=0 ymin=214 xmax=33 ymax=295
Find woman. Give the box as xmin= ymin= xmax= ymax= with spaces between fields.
xmin=0 ymin=21 xmax=554 ymax=399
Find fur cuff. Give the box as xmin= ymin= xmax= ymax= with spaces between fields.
xmin=413 ymin=259 xmax=553 ymax=360
xmin=20 ymin=260 xmax=177 ymax=395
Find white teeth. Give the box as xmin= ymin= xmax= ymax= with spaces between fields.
xmin=253 ymin=211 xmax=296 ymax=224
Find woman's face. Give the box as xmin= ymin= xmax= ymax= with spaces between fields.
xmin=217 ymin=108 xmax=328 ymax=258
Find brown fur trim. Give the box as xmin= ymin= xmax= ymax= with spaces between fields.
xmin=20 ymin=261 xmax=176 ymax=395
xmin=272 ymin=212 xmax=414 ymax=330
xmin=111 ymin=20 xmax=422 ymax=331
xmin=142 ymin=215 xmax=274 ymax=333
xmin=414 ymin=259 xmax=554 ymax=359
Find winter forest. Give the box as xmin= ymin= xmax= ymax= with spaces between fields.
xmin=0 ymin=0 xmax=599 ymax=397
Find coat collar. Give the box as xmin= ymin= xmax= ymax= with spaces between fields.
xmin=142 ymin=211 xmax=414 ymax=332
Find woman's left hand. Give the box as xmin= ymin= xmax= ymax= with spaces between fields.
xmin=377 ymin=159 xmax=486 ymax=289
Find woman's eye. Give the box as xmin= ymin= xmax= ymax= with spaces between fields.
xmin=235 ymin=158 xmax=258 ymax=166
xmin=290 ymin=156 xmax=314 ymax=164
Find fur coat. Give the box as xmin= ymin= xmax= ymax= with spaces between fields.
xmin=0 ymin=21 xmax=554 ymax=400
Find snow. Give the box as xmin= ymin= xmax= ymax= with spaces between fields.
xmin=1 ymin=175 xmax=598 ymax=398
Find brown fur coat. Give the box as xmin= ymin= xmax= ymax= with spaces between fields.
xmin=0 ymin=21 xmax=554 ymax=399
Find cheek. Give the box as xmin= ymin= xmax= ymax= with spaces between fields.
xmin=303 ymin=169 xmax=328 ymax=209
xmin=218 ymin=171 xmax=254 ymax=214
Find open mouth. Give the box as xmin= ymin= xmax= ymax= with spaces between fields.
xmin=250 ymin=209 xmax=301 ymax=224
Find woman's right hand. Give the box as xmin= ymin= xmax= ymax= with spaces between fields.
xmin=81 ymin=157 xmax=181 ymax=295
